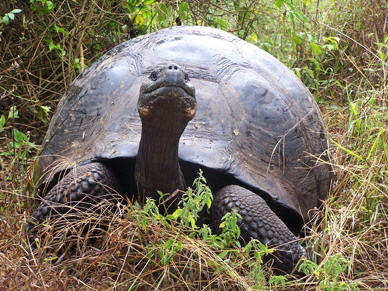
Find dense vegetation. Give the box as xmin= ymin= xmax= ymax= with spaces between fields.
xmin=0 ymin=0 xmax=386 ymax=289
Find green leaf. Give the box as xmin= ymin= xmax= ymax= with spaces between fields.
xmin=178 ymin=2 xmax=189 ymax=20
xmin=44 ymin=256 xmax=58 ymax=262
xmin=206 ymin=194 xmax=212 ymax=209
xmin=292 ymin=32 xmax=303 ymax=45
xmin=274 ymin=0 xmax=284 ymax=8
xmin=133 ymin=14 xmax=144 ymax=25
xmin=298 ymin=258 xmax=318 ymax=275
xmin=308 ymin=57 xmax=321 ymax=71
xmin=164 ymin=239 xmax=174 ymax=249
xmin=331 ymin=140 xmax=365 ymax=162
xmin=283 ymin=0 xmax=307 ymax=22
xmin=161 ymin=253 xmax=173 ymax=265
xmin=218 ymin=250 xmax=229 ymax=259
xmin=189 ymin=216 xmax=196 ymax=229
xmin=48 ymin=41 xmax=56 ymax=51
xmin=303 ymin=66 xmax=314 ymax=78
xmin=2 ymin=15 xmax=9 ymax=24
xmin=244 ymin=242 xmax=252 ymax=253
xmin=293 ymin=67 xmax=302 ymax=78
xmin=8 ymin=106 xmax=19 ymax=119
xmin=13 ymin=128 xmax=27 ymax=143
xmin=46 ymin=1 xmax=54 ymax=10
xmin=171 ymin=208 xmax=182 ymax=220
xmin=293 ymin=8 xmax=307 ymax=23
xmin=216 ymin=18 xmax=227 ymax=30
xmin=310 ymin=42 xmax=323 ymax=55
xmin=157 ymin=3 xmax=168 ymax=22
xmin=366 ymin=129 xmax=385 ymax=161
xmin=173 ymin=241 xmax=182 ymax=252
xmin=48 ymin=41 xmax=66 ymax=55
xmin=38 ymin=105 xmax=51 ymax=121
xmin=0 ymin=115 xmax=5 ymax=125
xmin=53 ymin=24 xmax=69 ymax=36
xmin=269 ymin=275 xmax=287 ymax=287
xmin=286 ymin=10 xmax=295 ymax=24
xmin=348 ymin=99 xmax=358 ymax=117
xmin=0 ymin=115 xmax=5 ymax=131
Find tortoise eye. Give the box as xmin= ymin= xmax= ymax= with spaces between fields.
xmin=150 ymin=71 xmax=158 ymax=81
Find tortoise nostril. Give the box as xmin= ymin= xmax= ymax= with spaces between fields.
xmin=167 ymin=64 xmax=179 ymax=70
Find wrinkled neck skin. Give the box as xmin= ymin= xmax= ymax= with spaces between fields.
xmin=135 ymin=118 xmax=187 ymax=205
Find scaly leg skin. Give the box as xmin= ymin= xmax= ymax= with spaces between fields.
xmin=27 ymin=162 xmax=121 ymax=237
xmin=211 ymin=185 xmax=306 ymax=274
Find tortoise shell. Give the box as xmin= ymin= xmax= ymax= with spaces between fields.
xmin=39 ymin=26 xmax=332 ymax=233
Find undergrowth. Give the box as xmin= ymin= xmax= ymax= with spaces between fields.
xmin=1 ymin=0 xmax=387 ymax=290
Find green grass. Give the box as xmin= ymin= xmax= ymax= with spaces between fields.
xmin=0 ymin=0 xmax=387 ymax=289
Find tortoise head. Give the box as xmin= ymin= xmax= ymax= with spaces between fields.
xmin=136 ymin=64 xmax=196 ymax=203
xmin=138 ymin=64 xmax=196 ymax=131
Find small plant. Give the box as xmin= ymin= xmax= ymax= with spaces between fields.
xmin=217 ymin=210 xmax=241 ymax=248
xmin=158 ymin=238 xmax=183 ymax=266
xmin=174 ymin=169 xmax=213 ymax=229
xmin=133 ymin=197 xmax=166 ymax=230
xmin=1 ymin=9 xmax=22 ymax=25
xmin=0 ymin=8 xmax=22 ymax=37
xmin=30 ymin=0 xmax=54 ymax=15
xmin=45 ymin=24 xmax=69 ymax=57
xmin=299 ymin=255 xmax=361 ymax=290
xmin=0 ymin=107 xmax=38 ymax=176
xmin=244 ymin=239 xmax=272 ymax=288
xmin=0 ymin=115 xmax=5 ymax=131
xmin=73 ymin=58 xmax=82 ymax=73
xmin=268 ymin=275 xmax=287 ymax=288
xmin=37 ymin=105 xmax=51 ymax=123
xmin=130 ymin=172 xmax=248 ymax=271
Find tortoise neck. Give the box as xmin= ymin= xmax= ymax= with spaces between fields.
xmin=135 ymin=123 xmax=186 ymax=204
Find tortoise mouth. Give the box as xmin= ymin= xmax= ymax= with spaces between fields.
xmin=143 ymin=81 xmax=195 ymax=97
xmin=141 ymin=85 xmax=195 ymax=106
xmin=138 ymin=64 xmax=196 ymax=120
xmin=138 ymin=85 xmax=197 ymax=119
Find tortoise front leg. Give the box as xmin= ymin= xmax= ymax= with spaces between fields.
xmin=28 ymin=162 xmax=121 ymax=231
xmin=211 ymin=185 xmax=306 ymax=273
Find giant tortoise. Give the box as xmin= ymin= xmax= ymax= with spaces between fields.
xmin=29 ymin=26 xmax=332 ymax=272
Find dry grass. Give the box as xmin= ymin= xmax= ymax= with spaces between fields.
xmin=1 ymin=0 xmax=387 ymax=290
xmin=0 ymin=179 xmax=266 ymax=290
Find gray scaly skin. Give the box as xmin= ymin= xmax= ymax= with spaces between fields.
xmin=28 ymin=162 xmax=119 ymax=232
xmin=212 ymin=185 xmax=306 ymax=273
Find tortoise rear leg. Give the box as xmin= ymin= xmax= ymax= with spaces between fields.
xmin=211 ymin=185 xmax=306 ymax=273
xmin=28 ymin=162 xmax=121 ymax=232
